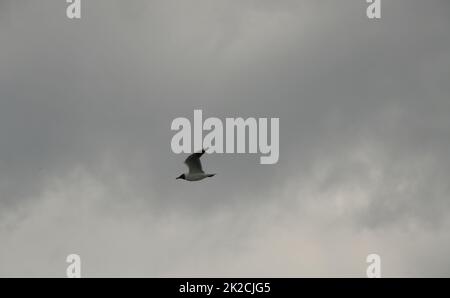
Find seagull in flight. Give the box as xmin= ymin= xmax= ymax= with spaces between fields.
xmin=176 ymin=149 xmax=216 ymax=181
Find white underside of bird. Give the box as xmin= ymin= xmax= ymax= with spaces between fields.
xmin=176 ymin=149 xmax=216 ymax=182
xmin=184 ymin=172 xmax=215 ymax=181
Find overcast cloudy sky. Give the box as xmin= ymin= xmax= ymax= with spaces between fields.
xmin=0 ymin=0 xmax=449 ymax=277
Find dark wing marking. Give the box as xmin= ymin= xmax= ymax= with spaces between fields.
xmin=184 ymin=149 xmax=205 ymax=174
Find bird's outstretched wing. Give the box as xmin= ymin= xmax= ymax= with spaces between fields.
xmin=184 ymin=149 xmax=205 ymax=174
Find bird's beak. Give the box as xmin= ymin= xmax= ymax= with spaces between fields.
xmin=176 ymin=175 xmax=182 ymax=180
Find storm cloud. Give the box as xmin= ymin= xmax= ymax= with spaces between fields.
xmin=0 ymin=0 xmax=449 ymax=277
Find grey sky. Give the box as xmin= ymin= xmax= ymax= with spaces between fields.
xmin=0 ymin=0 xmax=449 ymax=277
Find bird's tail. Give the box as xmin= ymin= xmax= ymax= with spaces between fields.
xmin=207 ymin=174 xmax=216 ymax=178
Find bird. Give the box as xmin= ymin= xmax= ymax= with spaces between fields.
xmin=176 ymin=149 xmax=216 ymax=181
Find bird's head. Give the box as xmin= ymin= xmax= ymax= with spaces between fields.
xmin=176 ymin=174 xmax=186 ymax=180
